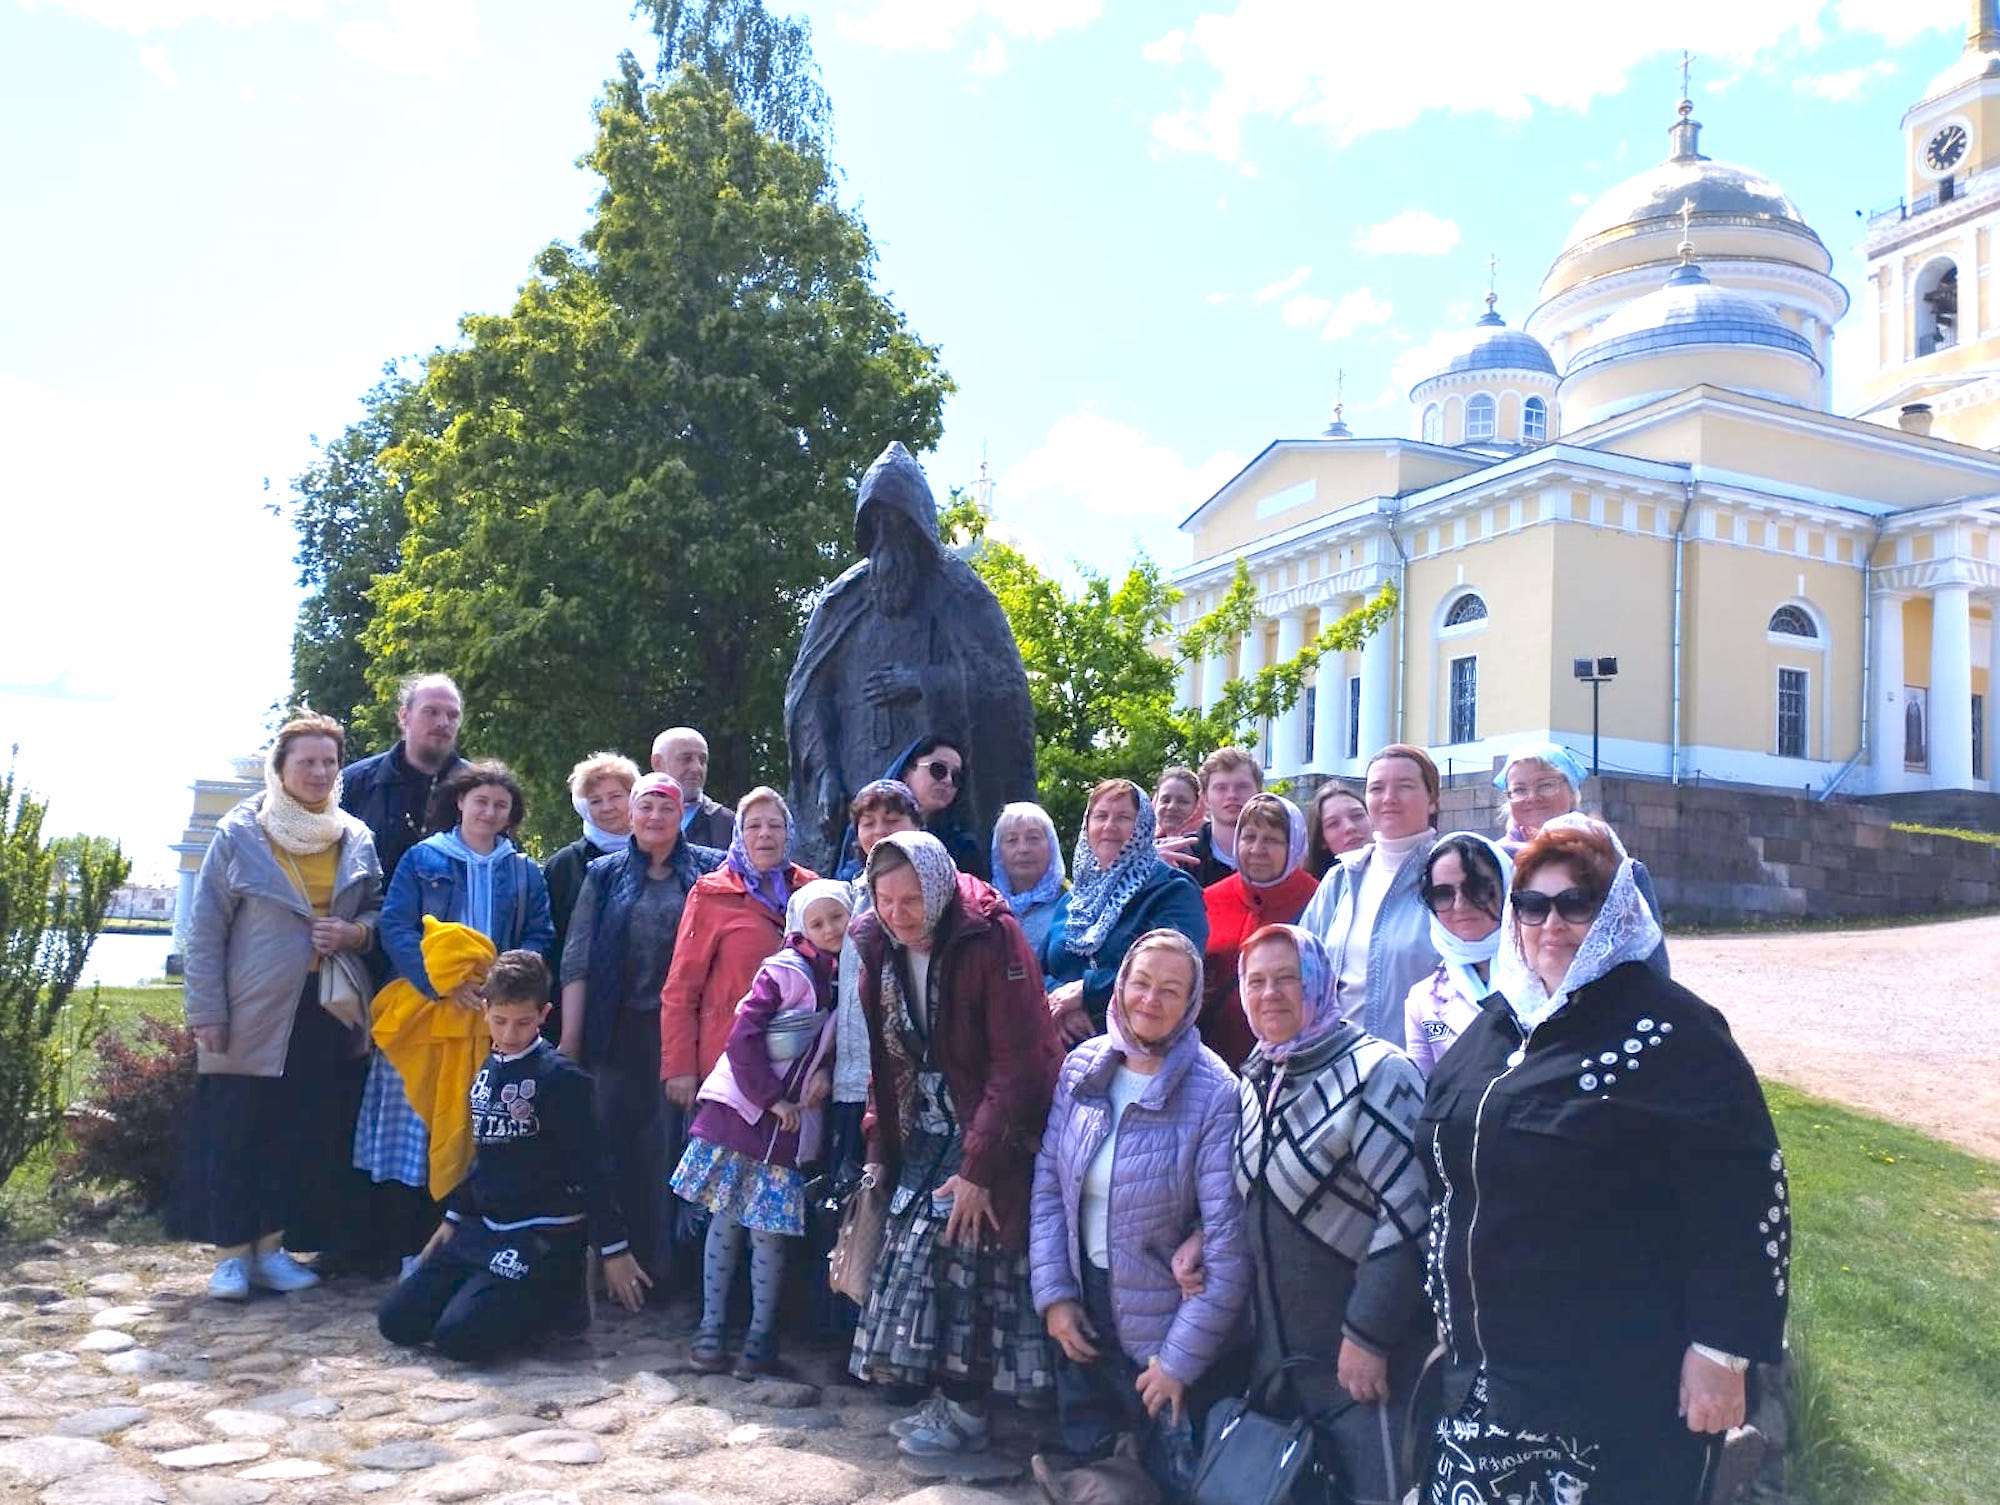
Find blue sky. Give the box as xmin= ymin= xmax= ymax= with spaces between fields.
xmin=0 ymin=0 xmax=1972 ymax=870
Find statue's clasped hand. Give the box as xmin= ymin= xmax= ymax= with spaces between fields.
xmin=863 ymin=668 xmax=920 ymax=706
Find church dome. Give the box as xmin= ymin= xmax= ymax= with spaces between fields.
xmin=1560 ymin=154 xmax=1808 ymax=254
xmin=1567 ymin=262 xmax=1817 ymax=375
xmin=1409 ymin=305 xmax=1557 ymax=394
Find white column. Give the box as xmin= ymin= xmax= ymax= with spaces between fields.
xmin=1200 ymin=645 xmax=1231 ymax=715
xmin=1989 ymin=602 xmax=2000 ymax=791
xmin=1931 ymin=584 xmax=1976 ymax=789
xmin=1311 ymin=651 xmax=1344 ymax=774
xmin=1238 ymin=618 xmax=1270 ymax=765
xmin=1870 ymin=591 xmax=1906 ymax=793
xmin=1178 ymin=657 xmax=1200 ymax=711
xmin=1271 ymin=611 xmax=1308 ymax=775
xmin=1357 ymin=598 xmax=1394 ymax=767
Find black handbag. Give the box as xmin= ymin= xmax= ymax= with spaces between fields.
xmin=1192 ymin=1357 xmax=1319 ymax=1505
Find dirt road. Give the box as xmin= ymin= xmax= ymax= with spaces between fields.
xmin=1672 ymin=913 xmax=2000 ymax=1161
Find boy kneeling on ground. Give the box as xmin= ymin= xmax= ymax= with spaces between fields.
xmin=379 ymin=951 xmax=650 ymax=1361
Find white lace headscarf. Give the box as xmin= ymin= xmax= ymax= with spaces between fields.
xmin=1492 ymin=814 xmax=1663 ymax=1033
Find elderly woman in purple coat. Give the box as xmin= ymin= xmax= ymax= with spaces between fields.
xmin=1029 ymin=929 xmax=1250 ymax=1500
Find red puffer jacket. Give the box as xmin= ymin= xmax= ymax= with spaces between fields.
xmin=853 ymin=874 xmax=1062 ymax=1253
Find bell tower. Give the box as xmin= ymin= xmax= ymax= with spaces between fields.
xmin=1854 ymin=1 xmax=2000 ymax=446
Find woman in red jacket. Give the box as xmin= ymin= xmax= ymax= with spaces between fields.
xmin=1197 ymin=793 xmax=1318 ymax=1069
xmin=660 ymin=787 xmax=818 ymax=1110
xmin=848 ymin=831 xmax=1064 ymax=1459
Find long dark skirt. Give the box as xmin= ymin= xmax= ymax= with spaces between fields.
xmin=591 ymin=1006 xmax=687 ymax=1282
xmin=169 ymin=979 xmax=370 ymax=1251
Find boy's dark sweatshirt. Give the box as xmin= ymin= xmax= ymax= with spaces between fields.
xmin=442 ymin=1037 xmax=629 ymax=1256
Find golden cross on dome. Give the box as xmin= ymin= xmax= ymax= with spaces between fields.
xmin=1678 ymin=197 xmax=1696 ymax=263
xmin=1486 ymin=251 xmax=1499 ymax=311
xmin=1334 ymin=367 xmax=1345 ymax=420
xmin=1680 ymin=50 xmax=1693 ymax=105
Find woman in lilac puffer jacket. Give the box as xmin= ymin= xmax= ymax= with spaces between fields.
xmin=1029 ymin=929 xmax=1249 ymax=1499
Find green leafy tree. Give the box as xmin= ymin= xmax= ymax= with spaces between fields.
xmin=357 ymin=59 xmax=950 ymax=850
xmin=287 ymin=365 xmax=427 ymax=748
xmin=941 ymin=497 xmax=1396 ymax=841
xmin=0 ymin=758 xmax=128 ymax=1186
xmin=634 ymin=0 xmax=832 ymax=150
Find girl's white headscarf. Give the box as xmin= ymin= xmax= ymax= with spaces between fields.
xmin=1425 ymin=832 xmax=1514 ymax=1005
xmin=1492 ymin=814 xmax=1663 ymax=1032
xmin=785 ymin=877 xmax=856 ymax=941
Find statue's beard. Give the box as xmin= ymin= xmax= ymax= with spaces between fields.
xmin=870 ymin=534 xmax=928 ymax=618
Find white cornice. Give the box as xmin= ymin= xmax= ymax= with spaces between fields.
xmin=1529 ymin=257 xmax=1850 ymax=344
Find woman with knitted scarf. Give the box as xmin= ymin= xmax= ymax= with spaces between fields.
xmin=176 ymin=713 xmax=384 ymax=1301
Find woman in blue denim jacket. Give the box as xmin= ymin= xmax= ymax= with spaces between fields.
xmin=357 ymin=761 xmax=555 ymax=1270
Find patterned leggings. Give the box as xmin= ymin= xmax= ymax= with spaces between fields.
xmin=700 ymin=1212 xmax=787 ymax=1338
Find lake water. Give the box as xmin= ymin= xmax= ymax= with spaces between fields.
xmin=85 ymin=933 xmax=176 ymax=988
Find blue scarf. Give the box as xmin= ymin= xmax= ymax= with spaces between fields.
xmin=1064 ymin=789 xmax=1165 ymax=958
xmin=990 ymin=802 xmax=1065 ymax=918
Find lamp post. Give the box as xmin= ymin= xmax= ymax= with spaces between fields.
xmin=1572 ymin=656 xmax=1619 ymax=775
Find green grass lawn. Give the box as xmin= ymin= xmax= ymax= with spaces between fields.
xmin=1767 ymin=1082 xmax=2000 ymax=1505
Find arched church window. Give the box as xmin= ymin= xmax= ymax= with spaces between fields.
xmin=1465 ymin=394 xmax=1497 ymax=442
xmin=1422 ymin=404 xmax=1442 ymax=443
xmin=1523 ymin=396 xmax=1548 ymax=444
xmin=1768 ymin=605 xmax=1817 ymax=638
xmin=1444 ymin=592 xmax=1489 ymax=628
xmin=1916 ymin=259 xmax=1958 ymax=357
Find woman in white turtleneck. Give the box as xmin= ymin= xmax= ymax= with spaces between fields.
xmin=1296 ymin=745 xmax=1442 ymax=1051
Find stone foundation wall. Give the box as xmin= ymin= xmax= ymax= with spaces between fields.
xmin=1289 ymin=771 xmax=1999 ymax=923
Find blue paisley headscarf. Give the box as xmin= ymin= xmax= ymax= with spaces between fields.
xmin=1064 ymin=783 xmax=1165 ymax=958
xmin=1237 ymin=922 xmax=1347 ymax=1065
xmin=991 ymin=802 xmax=1066 ymax=918
xmin=727 ymin=787 xmax=797 ymax=922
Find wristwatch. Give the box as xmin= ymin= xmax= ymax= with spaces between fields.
xmin=1690 ymin=1342 xmax=1750 ymax=1373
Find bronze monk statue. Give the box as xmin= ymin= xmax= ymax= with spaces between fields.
xmin=785 ymin=442 xmax=1036 ymax=879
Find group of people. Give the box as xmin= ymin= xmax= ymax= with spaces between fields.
xmin=178 ymin=671 xmax=1786 ymax=1505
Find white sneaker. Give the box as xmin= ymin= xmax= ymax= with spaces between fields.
xmin=889 ymin=1392 xmax=949 ymax=1440
xmin=399 ymin=1255 xmax=423 ymax=1283
xmin=208 ymin=1257 xmax=250 ymax=1301
xmin=249 ymin=1249 xmax=321 ymax=1294
xmin=896 ymin=1396 xmax=990 ymax=1456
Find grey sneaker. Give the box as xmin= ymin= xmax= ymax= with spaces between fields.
xmin=888 ymin=1392 xmax=949 ymax=1440
xmin=207 ymin=1257 xmax=250 ymax=1302
xmin=249 ymin=1249 xmax=321 ymax=1293
xmin=896 ymin=1397 xmax=990 ymax=1456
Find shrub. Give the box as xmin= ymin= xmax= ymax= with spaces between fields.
xmin=58 ymin=1013 xmax=196 ymax=1210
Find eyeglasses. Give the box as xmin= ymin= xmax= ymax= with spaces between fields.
xmin=1513 ymin=887 xmax=1601 ymax=926
xmin=1423 ymin=882 xmax=1495 ymax=916
xmin=1506 ymin=779 xmax=1570 ymax=802
xmin=920 ymin=760 xmax=962 ymax=786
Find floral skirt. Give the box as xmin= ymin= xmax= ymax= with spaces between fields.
xmin=848 ymin=1186 xmax=1054 ymax=1397
xmin=670 ymin=1138 xmax=806 ymax=1236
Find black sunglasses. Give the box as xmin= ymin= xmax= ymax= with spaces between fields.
xmin=1514 ymin=887 xmax=1600 ymax=926
xmin=1423 ymin=882 xmax=1496 ymax=917
xmin=920 ymin=759 xmax=962 ymax=786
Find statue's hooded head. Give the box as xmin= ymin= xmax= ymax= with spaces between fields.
xmin=855 ymin=442 xmax=940 ymax=617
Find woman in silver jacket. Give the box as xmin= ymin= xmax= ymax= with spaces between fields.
xmin=175 ymin=713 xmax=383 ymax=1301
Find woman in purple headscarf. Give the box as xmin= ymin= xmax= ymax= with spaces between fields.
xmin=1207 ymin=924 xmax=1432 ymax=1505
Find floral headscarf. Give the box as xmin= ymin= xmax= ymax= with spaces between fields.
xmin=1105 ymin=929 xmax=1205 ymax=1062
xmin=1064 ymin=784 xmax=1165 ymax=958
xmin=1426 ymin=832 xmax=1515 ymax=1005
xmin=1237 ymin=923 xmax=1347 ymax=1065
xmin=728 ymin=790 xmax=797 ymax=921
xmin=1491 ymin=814 xmax=1663 ymax=1032
xmin=1237 ymin=793 xmax=1307 ymax=890
xmin=864 ymin=829 xmax=959 ymax=946
xmin=990 ymin=802 xmax=1066 ymax=918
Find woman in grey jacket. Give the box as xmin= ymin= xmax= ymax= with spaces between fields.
xmin=175 ymin=714 xmax=383 ymax=1301
xmin=1029 ymin=930 xmax=1249 ymax=1501
xmin=1297 ymin=745 xmax=1442 ymax=1050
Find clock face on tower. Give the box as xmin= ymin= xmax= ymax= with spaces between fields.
xmin=1924 ymin=122 xmax=1969 ymax=176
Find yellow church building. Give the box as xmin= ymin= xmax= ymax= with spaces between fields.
xmin=1173 ymin=13 xmax=2000 ymax=800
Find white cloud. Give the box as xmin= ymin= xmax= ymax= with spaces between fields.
xmin=1321 ymin=287 xmax=1393 ymax=341
xmin=1280 ymin=292 xmax=1331 ymax=328
xmin=1354 ymin=210 xmax=1460 ymax=256
xmin=337 ymin=0 xmax=478 ymax=76
xmin=1141 ymin=28 xmax=1188 ymax=65
xmin=1205 ymin=291 xmax=1236 ymax=304
xmin=1138 ymin=0 xmax=1958 ymax=161
xmin=969 ymin=35 xmax=1007 ymax=74
xmin=1795 ymin=60 xmax=1898 ymax=100
xmin=20 ymin=0 xmax=321 ymax=31
xmin=1390 ymin=328 xmax=1465 ymax=394
xmin=836 ymin=0 xmax=1101 ymax=51
xmin=1255 ymin=264 xmax=1311 ymax=304
xmin=1001 ymin=409 xmax=1242 ymax=521
xmin=139 ymin=44 xmax=178 ymax=87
